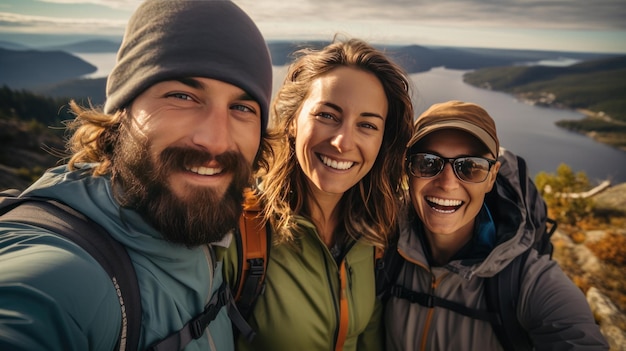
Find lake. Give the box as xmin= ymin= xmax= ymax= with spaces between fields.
xmin=76 ymin=54 xmax=626 ymax=183
xmin=408 ymin=67 xmax=626 ymax=184
xmin=74 ymin=53 xmax=118 ymax=79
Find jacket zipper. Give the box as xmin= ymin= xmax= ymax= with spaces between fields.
xmin=397 ymin=247 xmax=435 ymax=351
xmin=205 ymin=244 xmax=217 ymax=351
xmin=419 ymin=274 xmax=437 ymax=351
xmin=420 ymin=270 xmax=448 ymax=351
xmin=321 ymin=246 xmax=341 ymax=350
xmin=320 ymin=241 xmax=355 ymax=351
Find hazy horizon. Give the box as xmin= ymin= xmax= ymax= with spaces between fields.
xmin=2 ymin=32 xmax=623 ymax=57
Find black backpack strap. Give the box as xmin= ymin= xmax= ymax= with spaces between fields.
xmin=485 ymin=250 xmax=533 ymax=351
xmin=0 ymin=197 xmax=141 ymax=351
xmin=234 ymin=219 xmax=270 ymax=320
xmin=227 ymin=297 xmax=257 ymax=342
xmin=147 ymin=282 xmax=254 ymax=350
xmin=390 ymin=285 xmax=500 ymax=324
xmin=375 ymin=231 xmax=403 ymax=301
xmin=515 ymin=154 xmax=557 ymax=257
xmin=544 ymin=217 xmax=557 ymax=258
xmin=516 ymin=155 xmax=528 ymax=200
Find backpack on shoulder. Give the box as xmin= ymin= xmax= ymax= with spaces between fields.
xmin=484 ymin=149 xmax=557 ymax=350
xmin=377 ymin=149 xmax=557 ymax=351
xmin=0 ymin=189 xmax=253 ymax=350
xmin=0 ymin=189 xmax=142 ymax=351
xmin=231 ymin=189 xmax=271 ymax=320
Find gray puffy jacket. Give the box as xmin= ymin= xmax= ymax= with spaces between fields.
xmin=384 ymin=148 xmax=608 ymax=350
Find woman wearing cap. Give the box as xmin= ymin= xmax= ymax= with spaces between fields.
xmin=384 ymin=100 xmax=608 ymax=350
xmin=218 ymin=37 xmax=414 ymax=350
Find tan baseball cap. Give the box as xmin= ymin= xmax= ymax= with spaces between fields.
xmin=408 ymin=100 xmax=499 ymax=158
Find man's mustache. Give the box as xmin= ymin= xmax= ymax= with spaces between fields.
xmin=158 ymin=147 xmax=245 ymax=174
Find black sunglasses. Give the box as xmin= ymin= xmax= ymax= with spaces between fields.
xmin=407 ymin=153 xmax=496 ymax=183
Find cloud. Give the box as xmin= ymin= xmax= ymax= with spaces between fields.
xmin=38 ymin=0 xmax=138 ymax=10
xmin=232 ymin=0 xmax=626 ymax=52
xmin=0 ymin=11 xmax=126 ymax=34
xmin=4 ymin=0 xmax=625 ymax=37
xmin=1 ymin=0 xmax=623 ymax=53
xmin=235 ymin=0 xmax=626 ymax=30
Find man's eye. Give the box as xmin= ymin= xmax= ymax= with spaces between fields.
xmin=231 ymin=104 xmax=255 ymax=113
xmin=167 ymin=92 xmax=193 ymax=101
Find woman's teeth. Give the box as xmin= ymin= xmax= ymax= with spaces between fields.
xmin=320 ymin=155 xmax=353 ymax=170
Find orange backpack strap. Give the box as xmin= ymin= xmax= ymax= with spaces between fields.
xmin=234 ymin=188 xmax=269 ymax=319
xmin=334 ymin=261 xmax=350 ymax=351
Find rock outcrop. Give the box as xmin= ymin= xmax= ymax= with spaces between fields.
xmin=587 ymin=287 xmax=626 ymax=350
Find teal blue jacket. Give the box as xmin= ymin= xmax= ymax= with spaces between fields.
xmin=0 ymin=165 xmax=234 ymax=351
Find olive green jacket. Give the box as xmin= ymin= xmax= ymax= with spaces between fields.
xmin=218 ymin=217 xmax=383 ymax=351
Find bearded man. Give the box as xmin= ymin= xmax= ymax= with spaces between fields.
xmin=0 ymin=1 xmax=272 ymax=350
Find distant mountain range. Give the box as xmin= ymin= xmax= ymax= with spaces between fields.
xmin=43 ymin=39 xmax=122 ymax=53
xmin=0 ymin=38 xmax=621 ymax=105
xmin=0 ymin=47 xmax=96 ymax=89
xmin=0 ymin=40 xmax=31 ymax=51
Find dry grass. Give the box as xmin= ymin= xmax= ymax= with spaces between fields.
xmin=553 ymin=222 xmax=626 ymax=314
xmin=587 ymin=231 xmax=626 ymax=266
xmin=548 ymin=180 xmax=626 ymax=319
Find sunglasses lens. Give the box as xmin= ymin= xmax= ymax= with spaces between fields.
xmin=454 ymin=157 xmax=491 ymax=183
xmin=409 ymin=154 xmax=494 ymax=183
xmin=411 ymin=154 xmax=443 ymax=177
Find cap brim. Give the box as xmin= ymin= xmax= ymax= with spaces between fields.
xmin=408 ymin=120 xmax=498 ymax=158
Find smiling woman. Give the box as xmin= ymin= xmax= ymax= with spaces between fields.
xmin=384 ymin=100 xmax=609 ymax=350
xmin=293 ymin=66 xmax=387 ymax=204
xmin=218 ymin=37 xmax=415 ymax=351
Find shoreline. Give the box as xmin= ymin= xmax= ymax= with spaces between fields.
xmin=514 ymin=93 xmax=626 ymax=153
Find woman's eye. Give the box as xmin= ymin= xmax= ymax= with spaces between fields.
xmin=360 ymin=122 xmax=379 ymax=130
xmin=316 ymin=112 xmax=335 ymax=120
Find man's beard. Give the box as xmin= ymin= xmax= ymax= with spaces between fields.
xmin=112 ymin=129 xmax=252 ymax=247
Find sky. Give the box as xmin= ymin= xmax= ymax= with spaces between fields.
xmin=0 ymin=0 xmax=625 ymax=54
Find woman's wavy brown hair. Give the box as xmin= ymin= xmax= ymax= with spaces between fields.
xmin=260 ymin=37 xmax=415 ymax=249
xmin=65 ymin=100 xmax=272 ymax=179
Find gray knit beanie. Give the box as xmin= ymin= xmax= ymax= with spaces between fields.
xmin=104 ymin=0 xmax=272 ymax=130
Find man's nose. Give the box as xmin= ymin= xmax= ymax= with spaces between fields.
xmin=191 ymin=108 xmax=234 ymax=155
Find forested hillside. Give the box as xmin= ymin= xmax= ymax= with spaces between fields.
xmin=463 ymin=55 xmax=626 ymax=150
xmin=0 ymin=87 xmax=71 ymax=189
